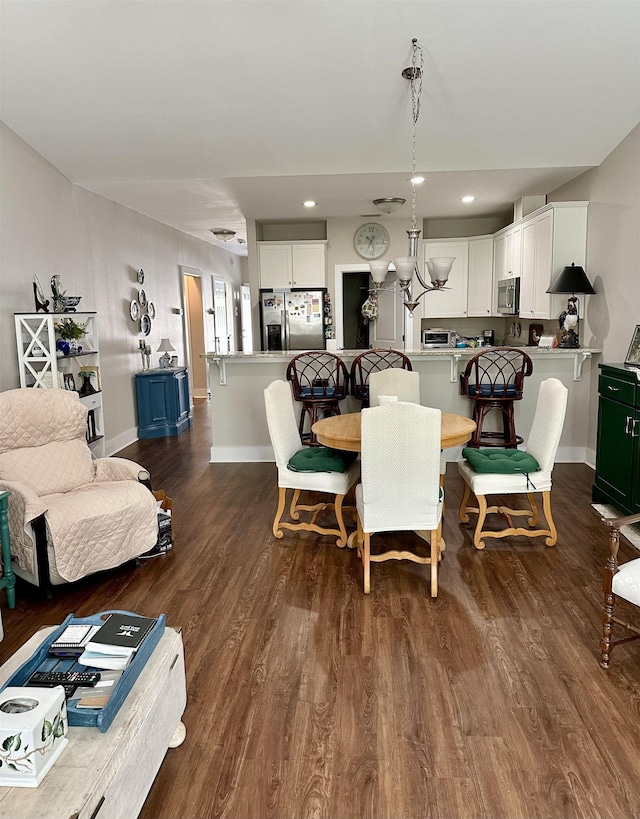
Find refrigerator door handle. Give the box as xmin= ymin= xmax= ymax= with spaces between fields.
xmin=283 ymin=306 xmax=290 ymax=352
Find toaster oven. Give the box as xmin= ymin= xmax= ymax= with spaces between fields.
xmin=422 ymin=329 xmax=456 ymax=349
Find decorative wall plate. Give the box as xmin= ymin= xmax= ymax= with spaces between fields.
xmin=138 ymin=288 xmax=147 ymax=306
xmin=137 ymin=268 xmax=145 ymax=284
xmin=130 ymin=299 xmax=139 ymax=321
xmin=147 ymin=302 xmax=156 ymax=319
xmin=140 ymin=314 xmax=151 ymax=336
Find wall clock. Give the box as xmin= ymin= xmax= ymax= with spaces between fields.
xmin=354 ymin=223 xmax=390 ymax=260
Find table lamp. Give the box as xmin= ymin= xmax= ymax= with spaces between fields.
xmin=546 ymin=263 xmax=595 ymax=348
xmin=157 ymin=338 xmax=175 ymax=368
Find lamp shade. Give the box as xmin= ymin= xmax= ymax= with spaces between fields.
xmin=546 ymin=263 xmax=595 ymax=295
xmin=426 ymin=257 xmax=455 ymax=285
xmin=392 ymin=256 xmax=418 ymax=283
xmin=157 ymin=338 xmax=176 ymax=353
xmin=369 ymin=260 xmax=391 ymax=285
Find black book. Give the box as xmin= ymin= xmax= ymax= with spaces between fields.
xmin=85 ymin=613 xmax=157 ymax=657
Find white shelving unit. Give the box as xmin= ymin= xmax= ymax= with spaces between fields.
xmin=14 ymin=312 xmax=105 ymax=457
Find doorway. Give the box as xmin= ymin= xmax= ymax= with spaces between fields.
xmin=334 ymin=263 xmax=406 ymax=350
xmin=240 ymin=285 xmax=253 ymax=353
xmin=342 ymin=271 xmax=371 ymax=349
xmin=181 ymin=268 xmax=208 ymax=400
xmin=211 ymin=277 xmax=231 ymax=354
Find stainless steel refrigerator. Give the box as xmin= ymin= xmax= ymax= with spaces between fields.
xmin=260 ymin=288 xmax=326 ymax=351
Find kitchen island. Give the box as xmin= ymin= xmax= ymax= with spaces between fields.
xmin=203 ymin=348 xmax=601 ymax=464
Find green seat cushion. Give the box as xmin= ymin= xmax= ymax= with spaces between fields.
xmin=462 ymin=447 xmax=540 ymax=474
xmin=288 ymin=446 xmax=358 ymax=473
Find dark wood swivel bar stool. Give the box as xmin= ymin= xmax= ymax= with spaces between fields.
xmin=460 ymin=347 xmax=533 ymax=448
xmin=349 ymin=348 xmax=413 ymax=408
xmin=286 ymin=351 xmax=349 ymax=445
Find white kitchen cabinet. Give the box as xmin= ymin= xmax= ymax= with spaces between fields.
xmin=258 ymin=242 xmax=326 ymax=289
xmin=423 ymin=240 xmax=469 ymax=319
xmin=518 ymin=203 xmax=587 ymax=320
xmin=467 ymin=236 xmax=494 ymax=317
xmin=14 ymin=312 xmax=105 ymax=457
xmin=493 ymin=224 xmax=521 ymax=283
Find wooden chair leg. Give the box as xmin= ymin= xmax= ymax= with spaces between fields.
xmin=356 ymin=511 xmax=363 ymax=557
xmin=459 ymin=480 xmax=472 ymax=523
xmin=541 ymin=490 xmax=557 ymax=546
xmin=527 ymin=492 xmax=539 ymax=526
xmin=273 ymin=487 xmax=287 ymax=538
xmin=334 ymin=493 xmax=348 ymax=548
xmin=473 ymin=493 xmax=489 ymax=550
xmin=430 ymin=529 xmax=439 ymax=598
xmin=363 ymin=531 xmax=371 ymax=594
xmin=600 ymin=588 xmax=615 ymax=669
xmin=290 ymin=488 xmax=302 ymax=520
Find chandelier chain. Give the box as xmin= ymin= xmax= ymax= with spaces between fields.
xmin=409 ymin=39 xmax=423 ymax=231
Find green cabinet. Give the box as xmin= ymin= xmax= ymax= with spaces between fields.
xmin=592 ymin=363 xmax=640 ymax=514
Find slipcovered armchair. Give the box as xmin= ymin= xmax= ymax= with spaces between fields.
xmin=0 ymin=389 xmax=158 ymax=593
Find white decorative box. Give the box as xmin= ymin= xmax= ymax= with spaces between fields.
xmin=0 ymin=686 xmax=68 ymax=787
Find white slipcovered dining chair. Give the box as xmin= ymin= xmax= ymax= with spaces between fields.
xmin=368 ymin=368 xmax=421 ymax=407
xmin=600 ymin=512 xmax=640 ymax=667
xmin=264 ymin=380 xmax=360 ymax=547
xmin=369 ymin=368 xmax=448 ymax=486
xmin=355 ymin=401 xmax=444 ymax=596
xmin=458 ymin=377 xmax=568 ymax=549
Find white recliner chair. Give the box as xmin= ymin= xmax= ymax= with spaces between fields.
xmin=0 ymin=388 xmax=158 ymax=594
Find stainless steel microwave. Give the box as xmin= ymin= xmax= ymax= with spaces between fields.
xmin=497 ymin=277 xmax=520 ymax=315
xmin=422 ymin=329 xmax=456 ymax=348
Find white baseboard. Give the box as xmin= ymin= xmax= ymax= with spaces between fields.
xmin=584 ymin=448 xmax=596 ymax=470
xmin=107 ymin=427 xmax=139 ymax=457
xmin=210 ymin=445 xmax=275 ymax=463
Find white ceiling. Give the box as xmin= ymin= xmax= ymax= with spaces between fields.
xmin=2 ymin=1 xmax=639 ymax=257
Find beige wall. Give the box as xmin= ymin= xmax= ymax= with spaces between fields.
xmin=1 ymin=122 xmax=243 ymax=453
xmin=548 ymin=123 xmax=640 ymax=456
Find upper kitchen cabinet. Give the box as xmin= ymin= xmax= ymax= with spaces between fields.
xmin=423 ymin=240 xmax=469 ymax=319
xmin=258 ymin=241 xmax=327 ymax=289
xmin=518 ymin=202 xmax=588 ymax=320
xmin=466 ymin=236 xmax=494 ymax=317
xmin=493 ymin=224 xmax=521 ymax=282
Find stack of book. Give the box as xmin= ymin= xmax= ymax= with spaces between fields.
xmin=78 ymin=613 xmax=157 ymax=670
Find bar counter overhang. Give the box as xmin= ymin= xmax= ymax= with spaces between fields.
xmin=202 ymin=347 xmax=602 ymax=465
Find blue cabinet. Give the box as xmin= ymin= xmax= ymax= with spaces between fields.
xmin=135 ymin=368 xmax=192 ymax=439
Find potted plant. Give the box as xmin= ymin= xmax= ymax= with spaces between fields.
xmin=54 ymin=318 xmax=87 ymax=355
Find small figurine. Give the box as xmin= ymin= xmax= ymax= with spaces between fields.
xmin=50 ymin=275 xmax=66 ymax=313
xmin=557 ymin=296 xmax=579 ymax=348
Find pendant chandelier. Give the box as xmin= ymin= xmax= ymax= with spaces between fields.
xmin=366 ymin=39 xmax=454 ymax=317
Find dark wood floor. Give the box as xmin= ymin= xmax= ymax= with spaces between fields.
xmin=2 ymin=400 xmax=640 ymax=819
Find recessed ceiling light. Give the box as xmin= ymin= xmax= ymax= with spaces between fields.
xmin=303 ymin=200 xmax=317 ymax=208
xmin=409 ymin=175 xmax=425 ymax=185
xmin=461 ymin=195 xmax=476 ymax=203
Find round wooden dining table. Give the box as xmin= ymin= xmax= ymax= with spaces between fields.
xmin=312 ymin=411 xmax=476 ymax=452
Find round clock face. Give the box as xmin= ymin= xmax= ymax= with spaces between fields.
xmin=354 ymin=222 xmax=390 ymax=260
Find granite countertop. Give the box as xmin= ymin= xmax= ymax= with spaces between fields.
xmin=203 ymin=347 xmax=602 ymax=361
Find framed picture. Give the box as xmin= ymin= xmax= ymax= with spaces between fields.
xmin=63 ymin=373 xmax=76 ymax=391
xmin=625 ymin=325 xmax=640 ymax=367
